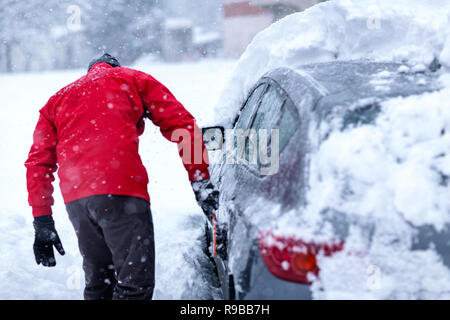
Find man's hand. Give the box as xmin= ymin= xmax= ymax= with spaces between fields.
xmin=33 ymin=215 xmax=65 ymax=267
xmin=191 ymin=179 xmax=219 ymax=221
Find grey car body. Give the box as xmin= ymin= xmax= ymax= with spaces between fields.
xmin=205 ymin=60 xmax=448 ymax=299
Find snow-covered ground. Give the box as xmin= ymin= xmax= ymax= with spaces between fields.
xmin=0 ymin=59 xmax=235 ymax=299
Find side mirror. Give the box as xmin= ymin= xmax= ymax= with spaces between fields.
xmin=202 ymin=126 xmax=225 ymax=151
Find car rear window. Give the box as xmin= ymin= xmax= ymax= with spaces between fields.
xmin=342 ymin=103 xmax=381 ymax=130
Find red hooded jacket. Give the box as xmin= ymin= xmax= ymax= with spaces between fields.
xmin=25 ymin=63 xmax=210 ymax=217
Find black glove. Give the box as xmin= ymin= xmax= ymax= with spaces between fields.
xmin=33 ymin=215 xmax=65 ymax=267
xmin=191 ymin=179 xmax=219 ymax=221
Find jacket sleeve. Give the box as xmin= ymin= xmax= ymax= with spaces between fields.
xmin=25 ymin=103 xmax=58 ymax=218
xmin=135 ymin=71 xmax=210 ymax=182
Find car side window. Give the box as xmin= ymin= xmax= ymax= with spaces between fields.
xmin=243 ymin=85 xmax=286 ymax=169
xmin=250 ymin=85 xmax=285 ymax=131
xmin=277 ymin=100 xmax=298 ymax=152
xmin=234 ymin=84 xmax=266 ymax=130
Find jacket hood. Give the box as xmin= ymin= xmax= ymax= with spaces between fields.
xmin=87 ymin=53 xmax=121 ymax=72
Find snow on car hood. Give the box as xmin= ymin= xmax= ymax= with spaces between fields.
xmin=214 ymin=0 xmax=450 ymax=127
xmin=214 ymin=0 xmax=450 ymax=299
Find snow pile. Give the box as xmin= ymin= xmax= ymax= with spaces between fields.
xmin=271 ymin=73 xmax=450 ymax=299
xmin=214 ymin=0 xmax=450 ymax=126
xmin=313 ymin=74 xmax=450 ymax=299
xmin=309 ymin=75 xmax=450 ymax=230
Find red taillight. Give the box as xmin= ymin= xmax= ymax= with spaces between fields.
xmin=292 ymin=251 xmax=317 ymax=275
xmin=258 ymin=231 xmax=344 ymax=284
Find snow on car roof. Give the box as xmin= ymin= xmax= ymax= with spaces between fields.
xmin=214 ymin=0 xmax=450 ymax=127
xmin=292 ymin=61 xmax=441 ymax=114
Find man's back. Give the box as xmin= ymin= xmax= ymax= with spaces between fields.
xmin=26 ymin=62 xmax=210 ymax=217
xmin=48 ymin=63 xmax=150 ymax=203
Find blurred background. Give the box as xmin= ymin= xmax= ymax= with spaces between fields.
xmin=0 ymin=0 xmax=327 ymax=73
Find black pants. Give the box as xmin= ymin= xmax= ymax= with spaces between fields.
xmin=66 ymin=195 xmax=155 ymax=300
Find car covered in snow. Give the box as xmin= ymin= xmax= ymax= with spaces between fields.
xmin=202 ymin=59 xmax=446 ymax=299
xmin=201 ymin=0 xmax=450 ymax=300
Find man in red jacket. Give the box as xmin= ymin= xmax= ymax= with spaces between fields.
xmin=25 ymin=53 xmax=219 ymax=300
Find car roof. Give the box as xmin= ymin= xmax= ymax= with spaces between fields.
xmin=263 ymin=60 xmax=442 ymax=118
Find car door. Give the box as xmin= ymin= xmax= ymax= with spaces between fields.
xmin=209 ymin=82 xmax=268 ymax=298
xmin=212 ymin=77 xmax=302 ymax=298
xmin=224 ymin=81 xmax=292 ymax=298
